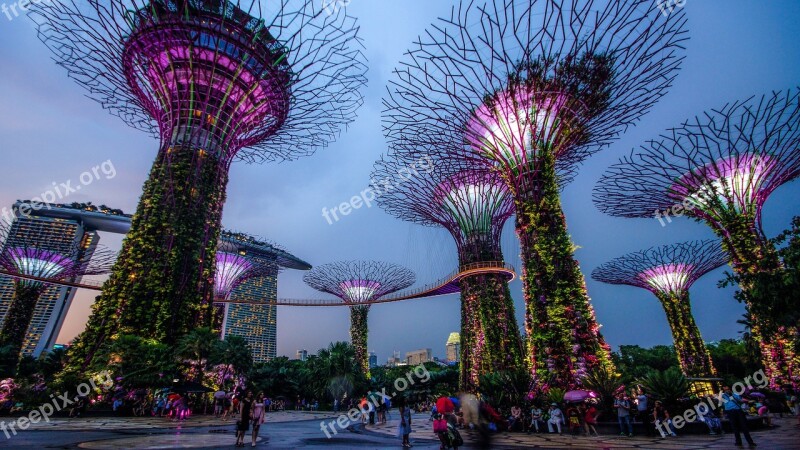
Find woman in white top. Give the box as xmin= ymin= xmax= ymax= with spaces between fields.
xmin=250 ymin=392 xmax=267 ymax=447
xmin=547 ymin=403 xmax=564 ymax=434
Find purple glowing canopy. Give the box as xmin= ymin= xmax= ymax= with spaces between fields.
xmin=591 ymin=240 xmax=728 ymax=295
xmin=32 ymin=0 xmax=368 ymax=163
xmin=339 ymin=280 xmax=382 ymax=304
xmin=594 ymin=89 xmax=800 ymax=224
xmin=213 ymin=252 xmax=254 ymax=299
xmin=4 ymin=248 xmax=75 ymax=281
xmin=304 ymin=261 xmax=415 ymax=305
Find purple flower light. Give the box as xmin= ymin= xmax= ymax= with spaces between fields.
xmin=638 ymin=263 xmax=694 ymax=294
xmin=4 ymin=248 xmax=74 ymax=280
xmin=339 ymin=279 xmax=382 ymax=304
xmin=214 ymin=252 xmax=254 ymax=299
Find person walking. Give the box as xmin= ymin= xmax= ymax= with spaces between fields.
xmin=721 ymin=385 xmax=756 ymax=447
xmin=614 ymin=394 xmax=633 ymax=437
xmin=583 ymin=402 xmax=600 ymax=437
xmin=235 ymin=391 xmax=254 ymax=447
xmin=547 ymin=403 xmax=563 ymax=434
xmin=251 ymin=392 xmax=266 ymax=447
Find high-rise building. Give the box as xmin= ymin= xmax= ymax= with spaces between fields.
xmin=217 ymin=231 xmax=310 ymax=364
xmin=368 ymin=351 xmax=378 ymax=369
xmin=296 ymin=349 xmax=308 ymax=361
xmin=0 ymin=201 xmax=130 ymax=357
xmin=406 ymin=348 xmax=432 ymax=366
xmin=445 ymin=332 xmax=460 ymax=363
xmin=222 ymin=272 xmax=279 ymax=363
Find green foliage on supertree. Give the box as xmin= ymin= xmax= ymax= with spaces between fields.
xmin=349 ymin=305 xmax=370 ymax=376
xmin=0 ymin=283 xmax=44 ymax=368
xmin=459 ymin=273 xmax=524 ymax=392
xmin=516 ymin=149 xmax=612 ymax=391
xmin=66 ymin=146 xmax=226 ymax=374
xmin=654 ymin=291 xmax=717 ymax=378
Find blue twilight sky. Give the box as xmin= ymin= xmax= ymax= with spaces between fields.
xmin=0 ymin=1 xmax=798 ymax=363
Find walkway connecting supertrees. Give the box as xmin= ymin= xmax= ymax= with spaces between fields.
xmin=592 ymin=240 xmax=728 ymax=378
xmin=31 ymin=0 xmax=367 ymax=367
xmin=0 ymin=221 xmax=116 ymax=364
xmin=382 ymin=0 xmax=687 ymax=391
xmin=594 ymin=88 xmax=800 ymax=388
xmin=304 ymin=261 xmax=415 ymax=375
xmin=373 ymin=151 xmax=522 ymax=391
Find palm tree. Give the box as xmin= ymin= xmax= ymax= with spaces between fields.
xmin=176 ymin=327 xmax=219 ymax=382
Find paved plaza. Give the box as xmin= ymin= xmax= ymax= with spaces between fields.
xmin=2 ymin=411 xmax=799 ymax=449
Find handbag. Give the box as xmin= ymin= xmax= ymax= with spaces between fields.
xmin=433 ymin=418 xmax=448 ymax=433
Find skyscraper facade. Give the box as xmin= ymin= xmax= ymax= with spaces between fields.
xmin=446 ymin=332 xmax=461 ymax=363
xmin=0 ymin=201 xmax=129 ymax=356
xmin=222 ymin=269 xmax=279 ymax=363
xmin=369 ymin=351 xmax=378 ymax=369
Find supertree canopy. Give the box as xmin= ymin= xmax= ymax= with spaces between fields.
xmin=0 ymin=221 xmax=116 ymax=364
xmin=594 ymin=88 xmax=800 ymax=388
xmin=592 ymin=240 xmax=728 ymax=378
xmin=382 ymin=0 xmax=687 ymax=391
xmin=304 ymin=261 xmax=415 ymax=374
xmin=373 ymin=150 xmax=523 ymax=391
xmin=31 ymin=0 xmax=367 ymax=367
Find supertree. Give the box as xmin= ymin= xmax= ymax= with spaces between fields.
xmin=373 ymin=150 xmax=523 ymax=391
xmin=212 ymin=230 xmax=310 ymax=333
xmin=30 ymin=0 xmax=367 ymax=366
xmin=594 ymin=88 xmax=800 ymax=388
xmin=304 ymin=261 xmax=415 ymax=375
xmin=382 ymin=0 xmax=687 ymax=391
xmin=0 ymin=221 xmax=116 ymax=364
xmin=592 ymin=240 xmax=728 ymax=378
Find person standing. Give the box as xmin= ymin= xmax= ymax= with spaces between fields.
xmin=636 ymin=388 xmax=649 ymax=423
xmin=547 ymin=403 xmax=563 ymax=434
xmin=614 ymin=394 xmax=633 ymax=437
xmin=721 ymin=385 xmax=756 ymax=447
xmin=236 ymin=391 xmax=254 ymax=447
xmin=251 ymin=392 xmax=266 ymax=447
xmin=398 ymin=397 xmax=413 ymax=448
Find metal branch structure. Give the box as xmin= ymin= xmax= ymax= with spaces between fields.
xmin=304 ymin=261 xmax=415 ymax=374
xmin=594 ymin=88 xmax=800 ymax=388
xmin=382 ymin=0 xmax=687 ymax=391
xmin=31 ymin=0 xmax=367 ymax=368
xmin=592 ymin=240 xmax=727 ymax=378
xmin=0 ymin=220 xmax=116 ymax=364
xmin=373 ymin=150 xmax=523 ymax=391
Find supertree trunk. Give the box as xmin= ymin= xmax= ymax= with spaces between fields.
xmin=0 ymin=283 xmax=45 ymax=364
xmin=655 ymin=291 xmax=717 ymax=378
xmin=68 ymin=142 xmax=227 ymax=369
xmin=350 ymin=304 xmax=370 ymax=375
xmin=459 ymin=272 xmax=524 ymax=392
xmin=516 ymin=151 xmax=612 ymax=391
xmin=716 ymin=216 xmax=798 ymax=389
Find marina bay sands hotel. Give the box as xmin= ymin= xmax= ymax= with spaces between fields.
xmin=0 ymin=200 xmax=302 ymax=361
